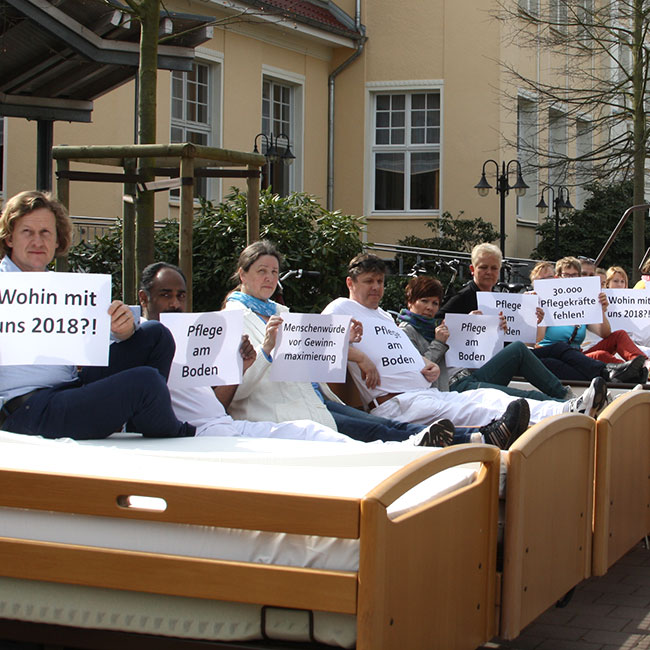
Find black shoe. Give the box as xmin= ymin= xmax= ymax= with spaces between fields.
xmin=606 ymin=355 xmax=646 ymax=384
xmin=418 ymin=419 xmax=455 ymax=447
xmin=480 ymin=398 xmax=530 ymax=450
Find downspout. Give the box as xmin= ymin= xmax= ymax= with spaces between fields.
xmin=327 ymin=0 xmax=366 ymax=210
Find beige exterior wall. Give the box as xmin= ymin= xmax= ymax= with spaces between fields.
xmin=1 ymin=1 xmax=595 ymax=260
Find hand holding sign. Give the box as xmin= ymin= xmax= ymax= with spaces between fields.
xmin=445 ymin=313 xmax=504 ymax=368
xmin=0 ymin=272 xmax=112 ymax=366
xmin=162 ymin=311 xmax=244 ymax=388
xmin=270 ymin=313 xmax=352 ymax=383
xmin=534 ymin=277 xmax=602 ymax=326
xmin=476 ymin=292 xmax=538 ymax=343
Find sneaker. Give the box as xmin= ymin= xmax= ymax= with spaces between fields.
xmin=633 ymin=383 xmax=645 ymax=392
xmin=479 ymin=398 xmax=530 ymax=450
xmin=417 ymin=419 xmax=455 ymax=447
xmin=563 ymin=386 xmax=578 ymax=400
xmin=564 ymin=376 xmax=607 ymax=418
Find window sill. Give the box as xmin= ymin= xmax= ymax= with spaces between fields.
xmin=516 ymin=218 xmax=539 ymax=228
xmin=368 ymin=212 xmax=440 ymax=220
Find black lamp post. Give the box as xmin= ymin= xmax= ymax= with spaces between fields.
xmin=474 ymin=159 xmax=529 ymax=258
xmin=253 ymin=132 xmax=295 ymax=190
xmin=536 ymin=186 xmax=573 ymax=260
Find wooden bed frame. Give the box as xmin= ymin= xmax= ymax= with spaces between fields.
xmin=0 ymin=443 xmax=501 ymax=650
xmin=592 ymin=390 xmax=650 ymax=576
xmin=499 ymin=412 xmax=595 ymax=639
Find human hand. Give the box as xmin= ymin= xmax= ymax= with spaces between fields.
xmin=350 ymin=318 xmax=363 ymax=343
xmin=435 ymin=320 xmax=449 ymax=343
xmin=535 ymin=307 xmax=544 ymax=324
xmin=598 ymin=292 xmax=609 ymax=312
xmin=239 ymin=334 xmax=256 ymax=372
xmin=498 ymin=311 xmax=507 ymax=333
xmin=108 ymin=300 xmax=135 ymax=340
xmin=421 ymin=361 xmax=440 ymax=383
xmin=262 ymin=315 xmax=283 ymax=355
xmin=357 ymin=352 xmax=380 ymax=389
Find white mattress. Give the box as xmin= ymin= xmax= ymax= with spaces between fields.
xmin=0 ymin=431 xmax=480 ymax=647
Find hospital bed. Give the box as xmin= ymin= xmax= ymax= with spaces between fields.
xmin=0 ymin=411 xmax=596 ymax=648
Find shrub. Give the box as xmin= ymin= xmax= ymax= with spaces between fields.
xmin=67 ymin=188 xmax=365 ymax=313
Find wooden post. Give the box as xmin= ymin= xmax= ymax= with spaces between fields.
xmin=122 ymin=159 xmax=137 ymax=304
xmin=55 ymin=159 xmax=70 ymax=272
xmin=179 ymin=154 xmax=195 ymax=310
xmin=247 ymin=164 xmax=260 ymax=244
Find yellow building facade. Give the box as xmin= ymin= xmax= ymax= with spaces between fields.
xmin=0 ymin=0 xmax=594 ymax=259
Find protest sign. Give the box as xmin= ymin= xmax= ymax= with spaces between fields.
xmin=445 ymin=313 xmax=504 ymax=368
xmin=270 ymin=313 xmax=352 ymax=382
xmin=476 ymin=292 xmax=538 ymax=343
xmin=534 ymin=276 xmax=602 ymax=326
xmin=352 ymin=316 xmax=429 ymax=392
xmin=0 ymin=272 xmax=112 ymax=366
xmin=604 ymin=289 xmax=650 ymax=340
xmin=161 ymin=311 xmax=243 ymax=388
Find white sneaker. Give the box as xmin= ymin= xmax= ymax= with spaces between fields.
xmin=563 ymin=377 xmax=608 ymax=418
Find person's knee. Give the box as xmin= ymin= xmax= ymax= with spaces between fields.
xmin=125 ymin=366 xmax=168 ymax=393
xmin=139 ymin=319 xmax=176 ymax=352
xmin=509 ymin=340 xmax=527 ymax=356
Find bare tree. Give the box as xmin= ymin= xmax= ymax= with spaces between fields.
xmin=494 ymin=0 xmax=649 ymax=277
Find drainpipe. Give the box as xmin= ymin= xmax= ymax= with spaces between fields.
xmin=327 ymin=0 xmax=366 ymax=210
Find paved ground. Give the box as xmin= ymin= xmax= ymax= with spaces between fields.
xmin=479 ymin=541 xmax=650 ymax=650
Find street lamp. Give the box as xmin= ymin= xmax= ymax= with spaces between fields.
xmin=536 ymin=186 xmax=573 ymax=260
xmin=253 ymin=132 xmax=295 ymax=190
xmin=474 ymin=159 xmax=529 ymax=258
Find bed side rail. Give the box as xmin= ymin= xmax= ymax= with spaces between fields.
xmin=358 ymin=444 xmax=501 ymax=650
xmin=593 ymin=391 xmax=650 ymax=576
xmin=500 ymin=413 xmax=595 ymax=639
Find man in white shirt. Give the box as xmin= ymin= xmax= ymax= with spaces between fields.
xmin=322 ymin=254 xmax=608 ymax=438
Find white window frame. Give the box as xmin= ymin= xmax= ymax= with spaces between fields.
xmin=260 ymin=65 xmax=304 ymax=195
xmin=517 ymin=96 xmax=539 ymax=225
xmin=518 ymin=0 xmax=539 ymax=17
xmin=548 ymin=108 xmax=568 ymax=188
xmin=549 ymin=0 xmax=568 ymax=33
xmin=366 ymin=80 xmax=443 ymax=217
xmin=170 ymin=50 xmax=222 ymax=202
xmin=575 ymin=118 xmax=592 ymax=209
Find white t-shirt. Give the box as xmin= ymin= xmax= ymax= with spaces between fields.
xmin=322 ymin=298 xmax=429 ymax=405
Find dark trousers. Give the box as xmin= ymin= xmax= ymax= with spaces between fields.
xmin=5 ymin=321 xmax=194 ymax=440
xmin=325 ymin=399 xmax=476 ymax=444
xmin=531 ymin=341 xmax=606 ymax=381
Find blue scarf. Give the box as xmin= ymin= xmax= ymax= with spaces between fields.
xmin=227 ymin=290 xmax=278 ymax=318
xmin=397 ymin=308 xmax=439 ymax=342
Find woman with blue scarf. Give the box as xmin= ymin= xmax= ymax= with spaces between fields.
xmin=223 ymin=240 xmax=459 ymax=445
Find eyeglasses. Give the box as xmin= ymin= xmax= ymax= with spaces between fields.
xmin=560 ymin=272 xmax=580 ymax=278
xmin=577 ymin=256 xmax=595 ymax=264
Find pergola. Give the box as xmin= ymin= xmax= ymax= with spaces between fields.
xmin=53 ymin=143 xmax=266 ymax=308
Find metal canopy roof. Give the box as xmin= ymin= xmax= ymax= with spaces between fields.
xmin=0 ymin=0 xmax=214 ymax=122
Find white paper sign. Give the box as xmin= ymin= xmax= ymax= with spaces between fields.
xmin=476 ymin=292 xmax=538 ymax=343
xmin=352 ymin=316 xmax=429 ymax=392
xmin=0 ymin=272 xmax=112 ymax=366
xmin=534 ymin=277 xmax=602 ymax=326
xmin=445 ymin=313 xmax=504 ymax=368
xmin=604 ymin=289 xmax=650 ymax=339
xmin=162 ymin=311 xmax=244 ymax=388
xmin=270 ymin=313 xmax=351 ymax=382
